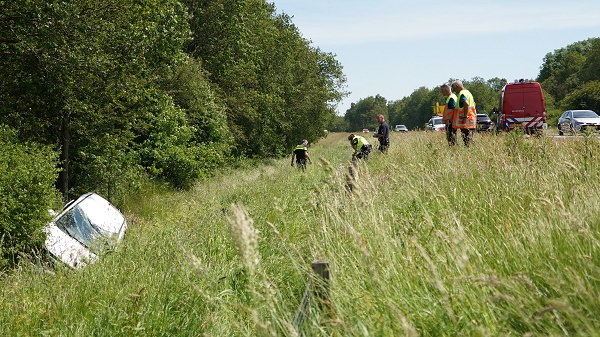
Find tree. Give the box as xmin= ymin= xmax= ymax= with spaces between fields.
xmin=159 ymin=56 xmax=233 ymax=173
xmin=344 ymin=95 xmax=387 ymax=131
xmin=537 ymin=39 xmax=596 ymax=102
xmin=487 ymin=77 xmax=508 ymax=93
xmin=463 ymin=77 xmax=502 ymax=114
xmin=328 ymin=115 xmax=350 ymax=132
xmin=410 ymin=87 xmax=442 ymax=129
xmin=561 ymin=81 xmax=600 ymax=113
xmin=186 ymin=0 xmax=346 ymax=158
xmin=0 ymin=125 xmax=61 ymax=270
xmin=0 ymin=0 xmax=191 ymax=199
xmin=386 ymin=87 xmax=439 ymax=130
xmin=388 ymin=98 xmax=408 ymax=129
xmin=579 ymin=39 xmax=600 ymax=83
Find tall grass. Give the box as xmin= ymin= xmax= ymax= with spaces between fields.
xmin=1 ymin=131 xmax=599 ymax=336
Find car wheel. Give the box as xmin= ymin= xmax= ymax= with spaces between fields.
xmin=558 ymin=125 xmax=563 ymax=136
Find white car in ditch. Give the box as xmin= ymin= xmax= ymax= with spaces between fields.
xmin=44 ymin=192 xmax=127 ymax=268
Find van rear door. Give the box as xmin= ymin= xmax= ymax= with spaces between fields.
xmin=501 ymin=82 xmax=546 ymax=131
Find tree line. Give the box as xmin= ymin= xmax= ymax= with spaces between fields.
xmin=338 ymin=38 xmax=600 ymax=131
xmin=0 ymin=0 xmax=345 ymax=268
xmin=1 ymin=0 xmax=346 ymax=198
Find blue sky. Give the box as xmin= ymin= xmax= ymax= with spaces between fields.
xmin=270 ymin=0 xmax=600 ymax=115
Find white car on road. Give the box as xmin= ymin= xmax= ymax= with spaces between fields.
xmin=394 ymin=125 xmax=408 ymax=132
xmin=427 ymin=117 xmax=445 ymax=131
xmin=557 ymin=110 xmax=600 ymax=135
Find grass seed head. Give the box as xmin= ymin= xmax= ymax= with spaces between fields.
xmin=227 ymin=203 xmax=260 ymax=275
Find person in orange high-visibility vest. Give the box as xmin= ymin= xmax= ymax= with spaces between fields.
xmin=440 ymin=83 xmax=458 ymax=146
xmin=451 ymin=80 xmax=476 ymax=146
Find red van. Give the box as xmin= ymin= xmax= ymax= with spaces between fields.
xmin=497 ymin=80 xmax=546 ymax=133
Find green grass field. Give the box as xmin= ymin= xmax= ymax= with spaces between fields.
xmin=1 ymin=130 xmax=599 ymax=336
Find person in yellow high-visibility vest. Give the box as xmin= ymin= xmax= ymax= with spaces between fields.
xmin=291 ymin=139 xmax=312 ymax=171
xmin=440 ymin=83 xmax=458 ymax=146
xmin=451 ymin=80 xmax=476 ymax=146
xmin=348 ymin=133 xmax=372 ymax=160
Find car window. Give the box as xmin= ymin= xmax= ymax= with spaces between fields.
xmin=573 ymin=110 xmax=599 ymax=118
xmin=54 ymin=198 xmax=119 ymax=253
xmin=46 ymin=192 xmax=127 ymax=268
xmin=55 ymin=206 xmax=103 ymax=250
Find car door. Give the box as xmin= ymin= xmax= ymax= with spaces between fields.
xmin=559 ymin=111 xmax=572 ymax=133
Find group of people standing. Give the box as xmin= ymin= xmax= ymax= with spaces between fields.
xmin=440 ymin=80 xmax=476 ymax=147
xmin=291 ymin=81 xmax=475 ymax=170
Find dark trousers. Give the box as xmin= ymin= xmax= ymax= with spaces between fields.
xmin=296 ymin=159 xmax=307 ymax=171
xmin=378 ymin=141 xmax=389 ymax=154
xmin=448 ymin=128 xmax=473 ymax=147
xmin=446 ymin=123 xmax=456 ymax=146
xmin=354 ymin=145 xmax=372 ymax=160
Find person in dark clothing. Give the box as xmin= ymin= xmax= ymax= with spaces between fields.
xmin=290 ymin=139 xmax=312 ymax=171
xmin=374 ymin=114 xmax=390 ymax=153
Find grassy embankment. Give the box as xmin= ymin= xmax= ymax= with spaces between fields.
xmin=1 ymin=130 xmax=599 ymax=336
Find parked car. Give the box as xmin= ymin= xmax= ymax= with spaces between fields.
xmin=44 ymin=192 xmax=127 ymax=268
xmin=362 ymin=128 xmax=370 ymax=133
xmin=427 ymin=117 xmax=445 ymax=131
xmin=394 ymin=124 xmax=408 ymax=132
xmin=557 ymin=110 xmax=600 ymax=135
xmin=476 ymin=113 xmax=494 ymax=132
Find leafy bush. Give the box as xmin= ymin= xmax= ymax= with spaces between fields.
xmin=70 ymin=132 xmax=145 ymax=205
xmin=139 ymin=95 xmax=202 ymax=190
xmin=561 ymin=80 xmax=600 ymax=112
xmin=0 ymin=125 xmax=61 ymax=270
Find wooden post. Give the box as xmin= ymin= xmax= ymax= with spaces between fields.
xmin=294 ymin=261 xmax=334 ymax=336
xmin=345 ymin=164 xmax=356 ymax=193
xmin=311 ymin=260 xmax=333 ymax=318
